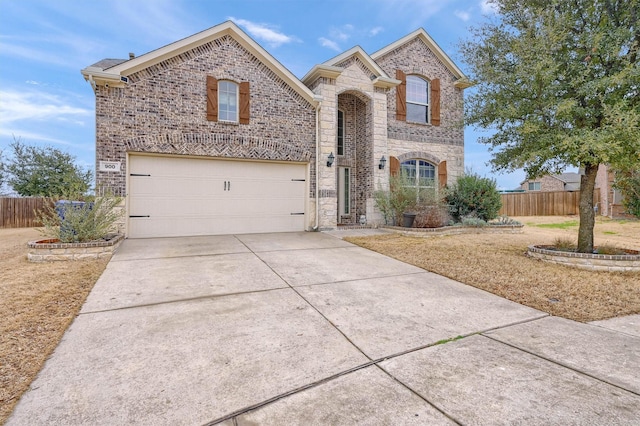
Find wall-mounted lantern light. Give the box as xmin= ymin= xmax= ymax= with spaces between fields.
xmin=378 ymin=156 xmax=387 ymax=170
xmin=327 ymin=152 xmax=335 ymax=167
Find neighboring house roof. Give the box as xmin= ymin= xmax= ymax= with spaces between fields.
xmin=521 ymin=172 xmax=582 ymax=190
xmin=81 ymin=20 xmax=319 ymax=105
xmin=553 ymin=172 xmax=581 ymax=191
xmin=371 ymin=28 xmax=472 ymax=89
xmin=302 ymin=45 xmax=400 ymax=89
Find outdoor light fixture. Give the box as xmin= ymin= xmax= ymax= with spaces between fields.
xmin=327 ymin=152 xmax=335 ymax=167
xmin=378 ymin=156 xmax=387 ymax=170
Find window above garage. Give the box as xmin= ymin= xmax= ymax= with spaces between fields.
xmin=206 ymin=76 xmax=250 ymax=124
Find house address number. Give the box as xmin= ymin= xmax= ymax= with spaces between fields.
xmin=99 ymin=161 xmax=121 ymax=172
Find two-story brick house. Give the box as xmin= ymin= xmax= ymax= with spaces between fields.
xmin=82 ymin=21 xmax=470 ymax=238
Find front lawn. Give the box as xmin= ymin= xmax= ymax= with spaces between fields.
xmin=346 ymin=216 xmax=640 ymax=323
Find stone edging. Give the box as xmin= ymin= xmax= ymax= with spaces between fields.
xmin=527 ymin=245 xmax=640 ymax=272
xmin=383 ymin=224 xmax=524 ymax=236
xmin=27 ymin=234 xmax=125 ymax=262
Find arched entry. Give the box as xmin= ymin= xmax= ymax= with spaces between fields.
xmin=335 ymin=90 xmax=373 ymax=224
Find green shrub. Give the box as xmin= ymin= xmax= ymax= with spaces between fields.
xmin=461 ymin=216 xmax=487 ymax=227
xmin=614 ymin=169 xmax=640 ymax=219
xmin=374 ymin=174 xmax=420 ymax=226
xmin=446 ymin=172 xmax=502 ymax=223
xmin=37 ymin=193 xmax=123 ymax=243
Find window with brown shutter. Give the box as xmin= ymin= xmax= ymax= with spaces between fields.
xmin=395 ymin=70 xmax=406 ymax=121
xmin=389 ymin=156 xmax=400 ymax=177
xmin=430 ymin=78 xmax=441 ymax=126
xmin=239 ymin=81 xmax=250 ymax=124
xmin=438 ymin=160 xmax=447 ymax=187
xmin=206 ymin=76 xmax=218 ymax=122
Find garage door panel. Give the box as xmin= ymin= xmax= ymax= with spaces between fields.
xmin=128 ymin=156 xmax=306 ymax=238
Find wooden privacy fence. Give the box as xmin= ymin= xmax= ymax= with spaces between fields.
xmin=0 ymin=197 xmax=53 ymax=228
xmin=499 ymin=190 xmax=600 ymax=216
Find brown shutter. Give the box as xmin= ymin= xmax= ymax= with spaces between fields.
xmin=395 ymin=70 xmax=406 ymax=121
xmin=239 ymin=81 xmax=250 ymax=124
xmin=390 ymin=156 xmax=400 ymax=177
xmin=206 ymin=76 xmax=218 ymax=122
xmin=438 ymin=160 xmax=447 ymax=188
xmin=430 ymin=78 xmax=441 ymax=126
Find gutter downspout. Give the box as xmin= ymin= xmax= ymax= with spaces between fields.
xmin=87 ymin=74 xmax=97 ymax=92
xmin=313 ymin=98 xmax=322 ymax=231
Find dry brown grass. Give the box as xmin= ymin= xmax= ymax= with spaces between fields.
xmin=346 ymin=216 xmax=640 ymax=324
xmin=0 ymin=228 xmax=108 ymax=424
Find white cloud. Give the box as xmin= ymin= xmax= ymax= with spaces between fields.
xmin=318 ymin=24 xmax=365 ymax=52
xmin=0 ymin=128 xmax=72 ymax=146
xmin=0 ymin=89 xmax=91 ymax=126
xmin=480 ymin=0 xmax=499 ymax=14
xmin=369 ymin=26 xmax=384 ymax=36
xmin=319 ymin=37 xmax=341 ymax=52
xmin=111 ymin=0 xmax=193 ymax=44
xmin=455 ymin=10 xmax=471 ymax=21
xmin=372 ymin=0 xmax=452 ymax=28
xmin=0 ymin=39 xmax=75 ymax=68
xmin=230 ymin=17 xmax=298 ymax=48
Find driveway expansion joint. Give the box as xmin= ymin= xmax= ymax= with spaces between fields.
xmin=482 ymin=327 xmax=640 ymax=397
xmin=79 ymin=286 xmax=291 ymax=315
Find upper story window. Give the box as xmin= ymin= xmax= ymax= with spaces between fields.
xmin=401 ymin=159 xmax=436 ymax=189
xmin=337 ymin=110 xmax=345 ymax=156
xmin=406 ymin=75 xmax=429 ymax=124
xmin=529 ymin=182 xmax=541 ymax=191
xmin=206 ymin=76 xmax=250 ymax=124
xmin=218 ymin=80 xmax=238 ymax=122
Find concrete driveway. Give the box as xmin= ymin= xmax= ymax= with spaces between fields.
xmin=8 ymin=232 xmax=640 ymax=425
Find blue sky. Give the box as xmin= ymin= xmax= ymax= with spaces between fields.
xmin=0 ymin=0 xmax=528 ymax=190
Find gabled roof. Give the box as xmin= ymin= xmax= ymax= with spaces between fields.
xmin=371 ymin=28 xmax=472 ymax=89
xmin=302 ymin=46 xmax=400 ymax=89
xmin=81 ymin=21 xmax=318 ymax=105
xmin=553 ymin=172 xmax=581 ymax=184
xmin=520 ymin=172 xmax=582 ymax=190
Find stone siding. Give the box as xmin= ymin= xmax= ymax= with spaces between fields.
xmin=528 ymin=245 xmax=640 ymax=272
xmin=28 ymin=235 xmax=125 ymax=262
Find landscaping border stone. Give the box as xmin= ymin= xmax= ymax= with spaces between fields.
xmin=527 ymin=245 xmax=640 ymax=272
xmin=27 ymin=234 xmax=125 ymax=262
xmin=383 ymin=224 xmax=524 ymax=237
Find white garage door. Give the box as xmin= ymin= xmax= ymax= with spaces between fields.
xmin=128 ymin=155 xmax=307 ymax=238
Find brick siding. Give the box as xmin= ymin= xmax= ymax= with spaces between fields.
xmin=95 ymin=35 xmax=317 ymax=198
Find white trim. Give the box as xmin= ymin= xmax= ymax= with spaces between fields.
xmin=303 ymin=46 xmax=401 ymax=89
xmin=82 ymin=21 xmax=318 ymax=106
xmin=218 ymin=80 xmax=239 ymax=123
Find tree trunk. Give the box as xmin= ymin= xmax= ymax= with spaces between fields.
xmin=577 ymin=163 xmax=598 ymax=253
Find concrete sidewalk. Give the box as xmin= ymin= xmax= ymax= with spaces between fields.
xmin=8 ymin=232 xmax=640 ymax=425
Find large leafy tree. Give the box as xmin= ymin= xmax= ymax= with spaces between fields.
xmin=2 ymin=138 xmax=93 ymax=197
xmin=461 ymin=0 xmax=640 ymax=252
